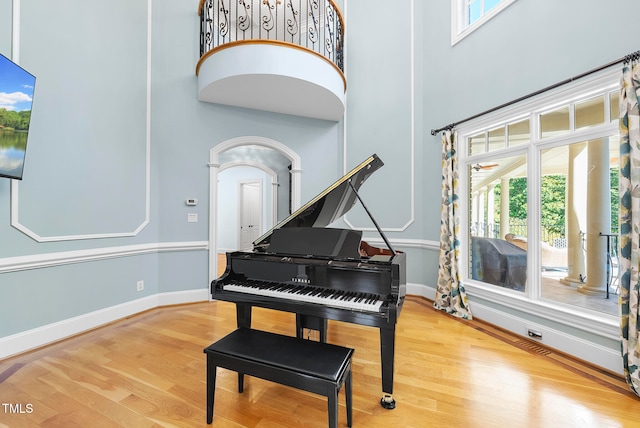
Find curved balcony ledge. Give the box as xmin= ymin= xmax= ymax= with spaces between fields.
xmin=197 ymin=40 xmax=345 ymax=121
xmin=197 ymin=0 xmax=345 ymax=121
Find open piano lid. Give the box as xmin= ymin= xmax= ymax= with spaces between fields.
xmin=252 ymin=154 xmax=384 ymax=252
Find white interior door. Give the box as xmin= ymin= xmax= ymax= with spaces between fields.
xmin=239 ymin=180 xmax=262 ymax=250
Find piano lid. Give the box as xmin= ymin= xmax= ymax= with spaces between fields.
xmin=253 ymin=153 xmax=384 ymax=251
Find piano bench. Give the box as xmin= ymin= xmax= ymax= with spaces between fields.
xmin=204 ymin=328 xmax=354 ymax=427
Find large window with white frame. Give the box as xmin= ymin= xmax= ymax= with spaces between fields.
xmin=451 ymin=0 xmax=517 ymax=45
xmin=458 ymin=69 xmax=620 ymax=320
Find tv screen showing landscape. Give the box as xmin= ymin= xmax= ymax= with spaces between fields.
xmin=0 ymin=52 xmax=36 ymax=180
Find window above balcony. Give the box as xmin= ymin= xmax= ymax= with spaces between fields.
xmin=196 ymin=0 xmax=346 ymax=121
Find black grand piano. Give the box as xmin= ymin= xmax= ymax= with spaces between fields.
xmin=211 ymin=153 xmax=406 ymax=409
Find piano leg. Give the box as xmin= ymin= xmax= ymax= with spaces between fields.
xmin=296 ymin=314 xmax=328 ymax=342
xmin=380 ymin=326 xmax=396 ymax=409
xmin=235 ymin=303 xmax=252 ymax=329
xmin=235 ymin=303 xmax=252 ymax=390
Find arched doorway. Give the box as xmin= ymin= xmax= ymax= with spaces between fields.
xmin=208 ymin=136 xmax=301 ymax=284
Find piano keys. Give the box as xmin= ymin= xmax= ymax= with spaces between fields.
xmin=222 ymin=280 xmax=386 ymax=312
xmin=211 ymin=153 xmax=406 ymax=409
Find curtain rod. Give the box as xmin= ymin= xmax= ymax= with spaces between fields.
xmin=430 ymin=49 xmax=640 ymax=136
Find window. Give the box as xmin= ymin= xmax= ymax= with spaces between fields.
xmin=538 ymin=137 xmax=619 ymax=314
xmin=470 ymin=152 xmax=527 ymax=291
xmin=451 ymin=0 xmax=517 ymax=45
xmin=465 ymin=0 xmax=503 ymax=26
xmin=460 ymin=70 xmax=620 ymax=318
xmin=539 ymin=105 xmax=570 ymax=139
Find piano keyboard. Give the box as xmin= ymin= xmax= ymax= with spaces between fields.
xmin=222 ymin=279 xmax=384 ymax=313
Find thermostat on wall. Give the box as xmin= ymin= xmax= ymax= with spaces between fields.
xmin=186 ymin=198 xmax=198 ymax=206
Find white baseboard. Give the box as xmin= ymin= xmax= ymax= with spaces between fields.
xmin=469 ymin=300 xmax=623 ymax=375
xmin=407 ymin=282 xmax=434 ymax=298
xmin=157 ymin=288 xmax=209 ymax=306
xmin=0 ymin=288 xmax=209 ymax=360
xmin=405 ymin=282 xmax=623 ymax=376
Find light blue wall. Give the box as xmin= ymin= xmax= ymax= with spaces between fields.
xmin=1 ymin=255 xmax=159 ymax=334
xmin=423 ymin=0 xmax=636 ymax=140
xmin=18 ymin=0 xmax=149 ymax=240
xmin=343 ymin=0 xmax=428 ymax=287
xmin=345 ymin=0 xmax=416 ymax=230
xmin=0 ymin=0 xmax=636 ymax=365
xmin=0 ymin=0 xmax=161 ymax=338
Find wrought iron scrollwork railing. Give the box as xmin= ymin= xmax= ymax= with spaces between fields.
xmin=198 ymin=0 xmax=344 ymax=72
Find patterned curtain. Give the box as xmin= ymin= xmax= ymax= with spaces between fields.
xmin=619 ymin=60 xmax=640 ymax=397
xmin=433 ymin=130 xmax=473 ymax=319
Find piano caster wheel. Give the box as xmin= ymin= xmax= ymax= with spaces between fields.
xmin=380 ymin=394 xmax=396 ymax=409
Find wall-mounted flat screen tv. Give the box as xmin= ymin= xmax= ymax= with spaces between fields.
xmin=0 ymin=52 xmax=36 ymax=180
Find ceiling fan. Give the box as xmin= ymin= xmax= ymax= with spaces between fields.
xmin=472 ymin=163 xmax=499 ymax=171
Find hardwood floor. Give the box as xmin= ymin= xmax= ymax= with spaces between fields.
xmin=0 ymin=296 xmax=638 ymax=427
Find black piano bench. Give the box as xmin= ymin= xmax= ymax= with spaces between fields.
xmin=204 ymin=328 xmax=354 ymax=427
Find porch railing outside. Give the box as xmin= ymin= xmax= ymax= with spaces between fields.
xmin=198 ymin=0 xmax=344 ymax=72
xmin=476 ymin=220 xmax=566 ymax=245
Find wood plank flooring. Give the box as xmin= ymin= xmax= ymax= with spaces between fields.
xmin=0 ymin=296 xmax=638 ymax=427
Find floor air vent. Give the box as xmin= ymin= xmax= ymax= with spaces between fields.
xmin=516 ymin=339 xmax=552 ymax=356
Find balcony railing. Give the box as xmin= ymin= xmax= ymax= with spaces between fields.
xmin=198 ymin=0 xmax=344 ymax=72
